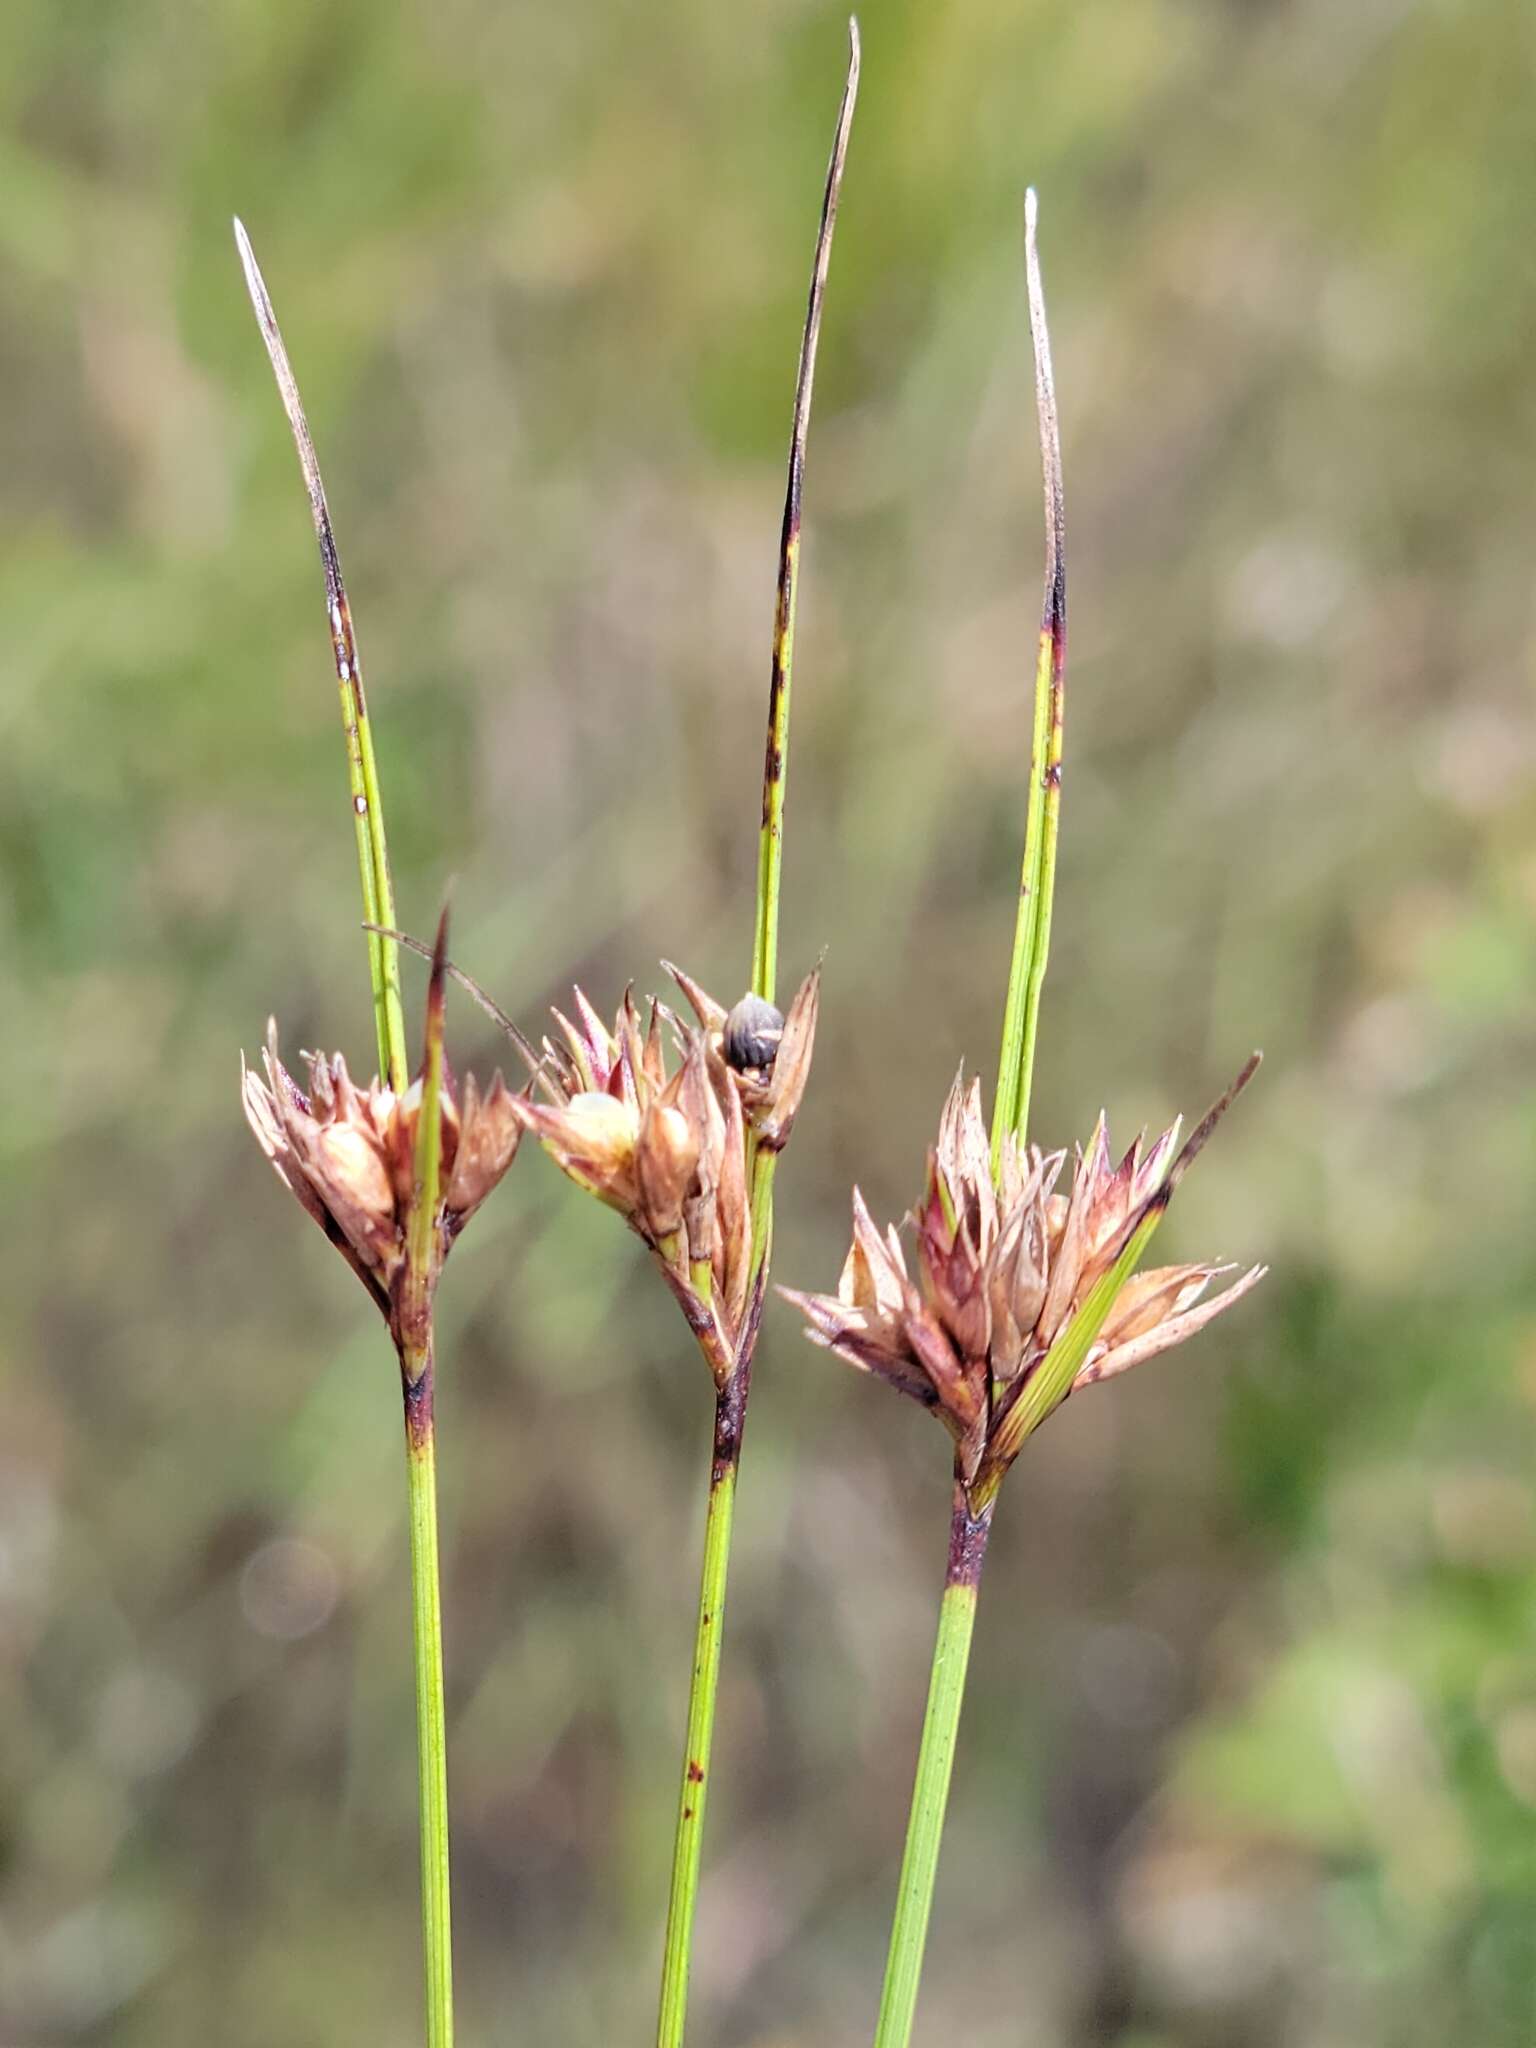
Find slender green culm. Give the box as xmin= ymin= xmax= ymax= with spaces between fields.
xmin=656 ymin=31 xmax=860 ymax=2048
xmin=406 ymin=1422 xmax=454 ymax=2048
xmin=991 ymin=189 xmax=1066 ymax=1176
xmin=655 ymin=1421 xmax=739 ymax=2048
xmin=873 ymin=1494 xmax=991 ymax=2048
xmin=233 ymin=218 xmax=409 ymax=1092
xmin=398 ymin=911 xmax=454 ymax=2048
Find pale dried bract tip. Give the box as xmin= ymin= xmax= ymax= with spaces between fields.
xmin=512 ymin=962 xmax=821 ymax=1382
xmin=781 ymin=1057 xmax=1263 ymax=1509
xmin=242 ymin=1022 xmax=522 ymax=1342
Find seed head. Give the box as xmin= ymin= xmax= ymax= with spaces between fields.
xmin=782 ymin=1057 xmax=1263 ymax=1510
xmin=243 ymin=1020 xmax=523 ymax=1346
xmin=511 ymin=963 xmax=820 ymax=1382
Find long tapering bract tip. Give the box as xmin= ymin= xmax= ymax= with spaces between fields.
xmin=232 ymin=216 xmax=283 ymax=356
xmin=749 ymin=26 xmax=859 ymax=1004
xmin=233 ymin=215 xmax=408 ymax=1090
xmin=990 ymin=183 xmax=1067 ymax=1166
xmin=1024 ymin=189 xmax=1063 ymax=638
xmin=1166 ymin=1051 xmax=1263 ymax=1193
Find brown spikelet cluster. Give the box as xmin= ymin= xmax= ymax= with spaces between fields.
xmin=510 ymin=966 xmax=820 ymax=1383
xmin=243 ymin=1023 xmax=522 ymax=1366
xmin=783 ymin=1060 xmax=1264 ymax=1508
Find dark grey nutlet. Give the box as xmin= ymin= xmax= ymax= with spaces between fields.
xmin=723 ymin=993 xmax=784 ymax=1073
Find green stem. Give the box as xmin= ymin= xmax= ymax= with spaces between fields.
xmin=873 ymin=1487 xmax=993 ymax=2048
xmin=405 ymin=1382 xmax=454 ymax=2048
xmin=390 ymin=913 xmax=454 ymax=2044
xmin=656 ymin=1378 xmax=746 ymax=2048
xmin=990 ymin=189 xmax=1065 ymax=1175
xmin=747 ymin=1147 xmax=777 ymax=1290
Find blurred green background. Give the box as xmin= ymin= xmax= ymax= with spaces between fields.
xmin=5 ymin=0 xmax=1536 ymax=2041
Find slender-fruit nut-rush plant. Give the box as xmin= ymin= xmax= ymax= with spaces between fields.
xmin=496 ymin=28 xmax=859 ymax=2047
xmin=781 ymin=194 xmax=1267 ymax=2048
xmin=236 ymin=227 xmax=524 ymax=2048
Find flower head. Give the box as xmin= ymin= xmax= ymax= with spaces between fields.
xmin=243 ymin=1020 xmax=522 ymax=1351
xmin=511 ymin=965 xmax=820 ymax=1383
xmin=782 ymin=1056 xmax=1263 ymax=1509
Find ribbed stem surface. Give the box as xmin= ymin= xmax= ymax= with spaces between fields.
xmin=872 ymin=1488 xmax=992 ymax=2048
xmin=656 ymin=1382 xmax=744 ymax=2047
xmin=405 ymin=1391 xmax=454 ymax=2048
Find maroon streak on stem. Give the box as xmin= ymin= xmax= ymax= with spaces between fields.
xmin=712 ymin=1347 xmax=752 ymax=1489
xmin=403 ymin=1365 xmax=435 ymax=1452
xmin=945 ymin=1484 xmax=994 ymax=1591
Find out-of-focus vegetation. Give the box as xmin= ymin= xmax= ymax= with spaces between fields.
xmin=4 ymin=1 xmax=1536 ymax=2041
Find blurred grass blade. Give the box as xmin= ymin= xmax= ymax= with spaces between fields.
xmin=990 ymin=188 xmax=1066 ymax=1172
xmin=234 ymin=217 xmax=408 ymax=1091
xmin=750 ymin=16 xmax=859 ymax=1008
